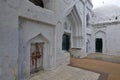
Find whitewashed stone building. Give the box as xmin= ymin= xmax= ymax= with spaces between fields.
xmin=1 ymin=0 xmax=120 ymax=80
xmin=90 ymin=5 xmax=120 ymax=56
xmin=0 ymin=0 xmax=93 ymax=80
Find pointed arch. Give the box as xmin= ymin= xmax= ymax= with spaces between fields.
xmin=95 ymin=30 xmax=106 ymax=37
xmin=27 ymin=33 xmax=49 ymax=44
xmin=65 ymin=6 xmax=82 ymax=48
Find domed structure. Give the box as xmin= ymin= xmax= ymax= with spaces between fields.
xmin=90 ymin=4 xmax=120 ymax=56
xmin=91 ymin=5 xmax=120 ymax=23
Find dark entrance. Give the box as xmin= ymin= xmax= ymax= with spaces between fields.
xmin=62 ymin=34 xmax=70 ymax=51
xmin=95 ymin=38 xmax=103 ymax=53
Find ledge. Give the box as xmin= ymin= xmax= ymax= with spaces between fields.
xmin=19 ymin=0 xmax=57 ymax=26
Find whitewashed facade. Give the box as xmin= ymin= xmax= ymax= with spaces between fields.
xmin=1 ymin=0 xmax=120 ymax=80
xmin=90 ymin=5 xmax=120 ymax=56
xmin=0 ymin=0 xmax=93 ymax=80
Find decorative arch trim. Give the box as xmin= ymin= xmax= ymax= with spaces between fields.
xmin=27 ymin=33 xmax=49 ymax=44
xmin=95 ymin=30 xmax=106 ymax=35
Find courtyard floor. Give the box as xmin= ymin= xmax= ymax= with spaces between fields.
xmin=85 ymin=53 xmax=120 ymax=63
xmin=30 ymin=53 xmax=120 ymax=80
xmin=70 ymin=54 xmax=120 ymax=80
xmin=30 ymin=65 xmax=99 ymax=80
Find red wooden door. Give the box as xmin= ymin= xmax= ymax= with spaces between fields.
xmin=30 ymin=43 xmax=43 ymax=73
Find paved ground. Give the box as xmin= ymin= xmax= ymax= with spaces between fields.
xmin=30 ymin=53 xmax=120 ymax=80
xmin=30 ymin=66 xmax=100 ymax=80
xmin=70 ymin=57 xmax=120 ymax=80
xmin=85 ymin=53 xmax=120 ymax=63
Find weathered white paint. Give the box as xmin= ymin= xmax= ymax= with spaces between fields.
xmin=90 ymin=5 xmax=120 ymax=56
xmin=0 ymin=0 xmax=93 ymax=80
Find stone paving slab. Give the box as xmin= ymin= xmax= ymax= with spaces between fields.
xmin=30 ymin=66 xmax=100 ymax=80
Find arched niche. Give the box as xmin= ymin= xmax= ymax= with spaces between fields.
xmin=18 ymin=33 xmax=51 ymax=78
xmin=26 ymin=33 xmax=50 ymax=72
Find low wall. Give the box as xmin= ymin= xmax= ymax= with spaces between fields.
xmin=70 ymin=48 xmax=82 ymax=58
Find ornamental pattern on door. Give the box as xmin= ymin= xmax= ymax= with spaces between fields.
xmin=30 ymin=43 xmax=44 ymax=73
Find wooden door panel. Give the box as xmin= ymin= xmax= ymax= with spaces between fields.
xmin=30 ymin=43 xmax=43 ymax=73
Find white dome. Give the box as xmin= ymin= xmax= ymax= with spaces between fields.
xmin=92 ymin=5 xmax=120 ymax=23
xmin=94 ymin=5 xmax=120 ymax=15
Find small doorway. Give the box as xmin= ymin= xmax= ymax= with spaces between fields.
xmin=95 ymin=38 xmax=103 ymax=53
xmin=30 ymin=43 xmax=44 ymax=74
xmin=62 ymin=34 xmax=70 ymax=51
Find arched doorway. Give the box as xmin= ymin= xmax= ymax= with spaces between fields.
xmin=67 ymin=8 xmax=82 ymax=48
xmin=63 ymin=6 xmax=83 ymax=53
xmin=62 ymin=34 xmax=71 ymax=51
xmin=95 ymin=38 xmax=103 ymax=53
xmin=94 ymin=30 xmax=106 ymax=53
